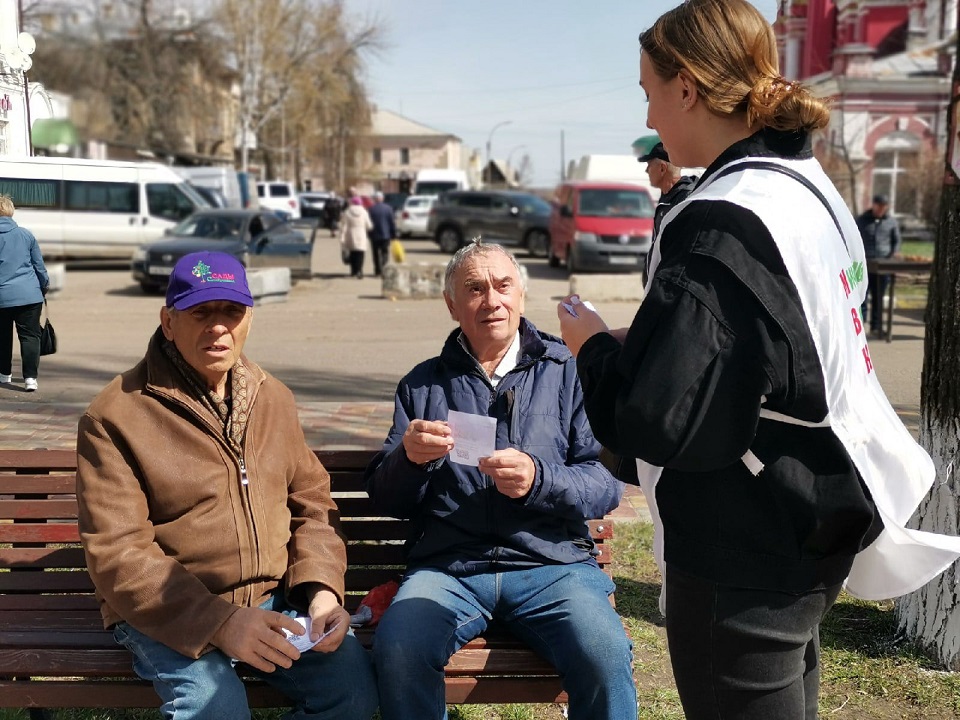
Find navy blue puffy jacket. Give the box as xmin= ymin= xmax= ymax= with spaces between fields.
xmin=365 ymin=318 xmax=622 ymax=574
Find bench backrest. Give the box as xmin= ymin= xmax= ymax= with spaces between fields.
xmin=0 ymin=449 xmax=613 ymax=612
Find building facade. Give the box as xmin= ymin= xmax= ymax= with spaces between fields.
xmin=776 ymin=0 xmax=955 ymax=225
xmin=362 ymin=108 xmax=468 ymax=194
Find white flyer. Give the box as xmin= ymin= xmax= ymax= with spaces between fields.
xmin=446 ymin=410 xmax=497 ymax=466
xmin=284 ymin=616 xmax=340 ymax=653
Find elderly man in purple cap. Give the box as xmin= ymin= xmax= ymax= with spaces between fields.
xmin=76 ymin=251 xmax=377 ymax=720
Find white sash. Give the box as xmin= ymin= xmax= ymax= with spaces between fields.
xmin=639 ymin=157 xmax=960 ymax=613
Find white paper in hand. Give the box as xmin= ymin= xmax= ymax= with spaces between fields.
xmin=446 ymin=410 xmax=496 ymax=466
xmin=285 ymin=616 xmax=340 ymax=653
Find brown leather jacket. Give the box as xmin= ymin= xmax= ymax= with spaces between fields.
xmin=77 ymin=330 xmax=346 ymax=659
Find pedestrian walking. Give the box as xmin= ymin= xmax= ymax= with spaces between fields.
xmin=0 ymin=194 xmax=49 ymax=392
xmin=339 ymin=197 xmax=372 ymax=279
xmin=367 ymin=191 xmax=397 ymax=277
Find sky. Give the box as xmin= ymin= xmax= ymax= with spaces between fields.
xmin=343 ymin=0 xmax=779 ymax=188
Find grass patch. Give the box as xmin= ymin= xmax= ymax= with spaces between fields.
xmin=5 ymin=523 xmax=959 ymax=719
xmin=901 ymin=240 xmax=934 ymax=260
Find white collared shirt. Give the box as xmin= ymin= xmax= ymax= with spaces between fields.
xmin=458 ymin=331 xmax=521 ymax=388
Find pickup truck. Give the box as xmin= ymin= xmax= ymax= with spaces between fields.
xmin=426 ymin=190 xmax=551 ymax=256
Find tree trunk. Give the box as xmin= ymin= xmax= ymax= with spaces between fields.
xmin=894 ymin=25 xmax=960 ymax=668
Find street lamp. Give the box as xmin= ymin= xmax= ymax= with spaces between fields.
xmin=485 ymin=120 xmax=512 ymax=187
xmin=506 ymin=144 xmax=527 ymax=186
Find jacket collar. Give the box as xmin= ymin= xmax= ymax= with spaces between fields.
xmin=143 ymin=327 xmax=265 ymax=411
xmin=439 ymin=317 xmax=570 ymax=373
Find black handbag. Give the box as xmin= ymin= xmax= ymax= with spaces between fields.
xmin=39 ymin=300 xmax=57 ymax=356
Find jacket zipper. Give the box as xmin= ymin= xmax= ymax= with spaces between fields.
xmin=149 ymin=380 xmax=263 ymax=606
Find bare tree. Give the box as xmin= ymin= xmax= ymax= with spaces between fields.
xmin=216 ymin=0 xmax=382 ymax=184
xmin=25 ymin=0 xmax=230 ymax=158
xmin=894 ymin=10 xmax=960 ymax=670
xmin=817 ymin=86 xmax=865 ymax=213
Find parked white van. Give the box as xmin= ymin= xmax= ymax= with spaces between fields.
xmin=413 ymin=169 xmax=470 ymax=196
xmin=0 ymin=156 xmax=206 ymax=259
xmin=175 ymin=165 xmax=243 ymax=208
xmin=256 ymin=181 xmax=301 ymax=220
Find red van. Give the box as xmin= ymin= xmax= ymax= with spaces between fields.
xmin=548 ymin=181 xmax=655 ymax=273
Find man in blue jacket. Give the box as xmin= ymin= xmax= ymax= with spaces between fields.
xmin=364 ymin=240 xmax=635 ymax=720
xmin=367 ymin=191 xmax=396 ymax=277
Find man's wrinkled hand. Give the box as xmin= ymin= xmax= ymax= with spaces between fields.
xmin=402 ymin=419 xmax=454 ymax=465
xmin=210 ymin=606 xmax=304 ymax=673
xmin=479 ymin=448 xmax=536 ymax=499
xmin=307 ymin=588 xmax=350 ymax=652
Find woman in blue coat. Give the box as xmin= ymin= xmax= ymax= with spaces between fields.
xmin=0 ymin=194 xmax=49 ymax=392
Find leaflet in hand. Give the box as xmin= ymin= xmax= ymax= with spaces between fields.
xmin=446 ymin=410 xmax=496 ymax=466
xmin=285 ymin=615 xmax=340 ymax=653
xmin=561 ymin=297 xmax=597 ymax=318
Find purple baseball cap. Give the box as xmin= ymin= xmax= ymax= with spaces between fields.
xmin=165 ymin=252 xmax=254 ymax=310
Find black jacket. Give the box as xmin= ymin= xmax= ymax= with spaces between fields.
xmin=577 ymin=129 xmax=882 ymax=593
xmin=653 ymin=174 xmax=698 ymax=239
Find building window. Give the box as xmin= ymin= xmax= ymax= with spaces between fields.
xmin=372 ymin=148 xmax=381 ymax=164
xmin=400 ymin=147 xmax=410 ymax=165
xmin=872 ymin=132 xmax=920 ymax=217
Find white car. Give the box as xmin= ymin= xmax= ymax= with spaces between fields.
xmin=397 ymin=195 xmax=436 ymax=237
xmin=257 ymin=181 xmax=301 ymax=220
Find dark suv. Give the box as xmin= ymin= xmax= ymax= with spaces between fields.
xmin=427 ymin=190 xmax=551 ymax=256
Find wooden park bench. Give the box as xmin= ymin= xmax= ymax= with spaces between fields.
xmin=0 ymin=448 xmax=614 ymax=715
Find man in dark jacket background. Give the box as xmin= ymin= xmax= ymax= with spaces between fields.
xmin=364 ymin=240 xmax=635 ymax=720
xmin=638 ymin=142 xmax=698 ymax=284
xmin=857 ymin=193 xmax=901 ymax=336
xmin=367 ymin=191 xmax=396 ymax=277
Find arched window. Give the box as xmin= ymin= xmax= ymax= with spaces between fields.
xmin=872 ymin=131 xmax=920 ymax=216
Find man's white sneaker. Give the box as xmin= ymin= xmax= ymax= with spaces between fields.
xmin=24 ymin=378 xmax=38 ymax=392
xmin=0 ymin=373 xmax=11 ymax=384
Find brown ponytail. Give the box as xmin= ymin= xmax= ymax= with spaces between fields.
xmin=640 ymin=0 xmax=830 ymax=133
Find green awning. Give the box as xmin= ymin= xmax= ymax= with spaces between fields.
xmin=631 ymin=134 xmax=660 ymax=154
xmin=31 ymin=118 xmax=80 ymax=149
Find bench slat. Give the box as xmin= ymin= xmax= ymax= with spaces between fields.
xmin=0 ymin=636 xmax=558 ymax=674
xmin=0 ymin=476 xmax=77 ymax=493
xmin=0 ymin=596 xmax=99 ymax=611
xmin=0 ymin=524 xmax=79 ymax=543
xmin=0 ymin=547 xmax=87 ymax=567
xmin=0 ymin=499 xmax=78 ymax=519
xmin=0 ymin=677 xmax=569 ymax=707
xmin=0 ymin=450 xmax=76 ymax=471
xmin=0 ymin=573 xmax=94 ymax=593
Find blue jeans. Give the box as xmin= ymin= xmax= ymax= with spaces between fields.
xmin=113 ymin=594 xmax=378 ymax=720
xmin=665 ymin=565 xmax=843 ymax=720
xmin=372 ymin=563 xmax=636 ymax=720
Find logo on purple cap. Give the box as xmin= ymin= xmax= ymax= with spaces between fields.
xmin=192 ymin=259 xmax=238 ymax=285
